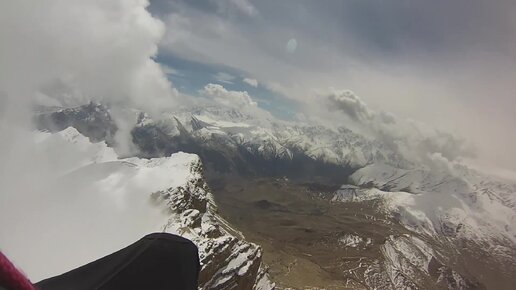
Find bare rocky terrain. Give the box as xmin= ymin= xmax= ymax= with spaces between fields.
xmin=210 ymin=177 xmax=401 ymax=289
xmin=210 ymin=177 xmax=514 ymax=290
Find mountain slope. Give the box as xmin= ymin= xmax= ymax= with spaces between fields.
xmin=0 ymin=127 xmax=274 ymax=289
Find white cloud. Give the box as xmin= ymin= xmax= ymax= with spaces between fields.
xmin=0 ymin=0 xmax=177 ymax=116
xmin=243 ymin=77 xmax=258 ymax=87
xmin=200 ymin=83 xmax=256 ymax=108
xmin=0 ymin=0 xmax=181 ymax=267
xmin=198 ymin=83 xmax=273 ymax=126
xmin=0 ymin=0 xmax=182 ymax=176
xmin=326 ymin=89 xmax=372 ymax=123
xmin=318 ymin=89 xmax=474 ymax=167
xmin=158 ymin=0 xmax=516 ymax=171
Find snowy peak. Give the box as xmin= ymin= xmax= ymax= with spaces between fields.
xmin=348 ymin=162 xmax=516 ymax=243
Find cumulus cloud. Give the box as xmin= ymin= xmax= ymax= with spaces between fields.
xmin=200 ymin=83 xmax=257 ymax=108
xmin=0 ymin=0 xmax=182 ymax=181
xmin=0 ymin=0 xmax=177 ymax=116
xmin=154 ymin=0 xmax=516 ymax=172
xmin=322 ymin=89 xmax=474 ymax=167
xmin=0 ymin=0 xmax=180 ymax=266
xmin=327 ymin=90 xmax=372 ymax=123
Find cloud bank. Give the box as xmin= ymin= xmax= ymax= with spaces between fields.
xmin=323 ymin=89 xmax=475 ymax=167
xmin=327 ymin=90 xmax=372 ymax=123
xmin=0 ymin=0 xmax=180 ymax=268
xmin=152 ymin=0 xmax=516 ymax=172
xmin=1 ymin=0 xmax=177 ymax=117
xmin=0 ymin=0 xmax=181 ymax=195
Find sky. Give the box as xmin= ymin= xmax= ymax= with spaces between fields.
xmin=0 ymin=0 xmax=515 ymax=174
xmin=149 ymin=0 xmax=516 ymax=173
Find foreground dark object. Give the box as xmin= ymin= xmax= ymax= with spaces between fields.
xmin=36 ymin=233 xmax=200 ymax=290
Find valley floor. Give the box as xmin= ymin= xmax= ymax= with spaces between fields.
xmin=210 ymin=177 xmax=516 ymax=290
xmin=210 ymin=177 xmax=408 ymax=289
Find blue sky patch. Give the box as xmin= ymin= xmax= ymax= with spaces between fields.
xmin=156 ymin=53 xmax=300 ymax=120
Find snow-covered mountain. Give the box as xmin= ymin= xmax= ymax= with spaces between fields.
xmin=346 ymin=162 xmax=516 ymax=243
xmin=172 ymin=105 xmax=410 ymax=168
xmin=35 ymin=103 xmax=409 ymax=174
xmin=329 ymin=160 xmax=516 ymax=289
xmin=0 ymin=127 xmax=274 ymax=289
xmin=31 ymin=102 xmax=516 ymax=289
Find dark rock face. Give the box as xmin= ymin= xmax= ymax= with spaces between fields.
xmin=34 ymin=102 xmax=117 ymax=144
xmin=131 ymin=119 xmax=354 ymax=185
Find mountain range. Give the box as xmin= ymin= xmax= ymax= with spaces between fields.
xmin=25 ymin=101 xmax=516 ymax=289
